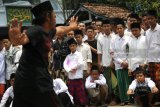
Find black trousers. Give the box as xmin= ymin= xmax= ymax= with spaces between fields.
xmin=12 ymin=91 xmax=63 ymax=107
xmin=58 ymin=92 xmax=73 ymax=107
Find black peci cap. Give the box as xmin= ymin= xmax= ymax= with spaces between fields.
xmin=67 ymin=37 xmax=77 ymax=46
xmin=31 ymin=1 xmax=53 ymax=18
xmin=74 ymin=30 xmax=83 ymax=36
xmin=147 ymin=9 xmax=158 ymax=17
xmin=130 ymin=22 xmax=141 ymax=29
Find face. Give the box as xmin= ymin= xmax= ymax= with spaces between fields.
xmin=56 ymin=34 xmax=64 ymax=39
xmin=78 ymin=23 xmax=86 ymax=33
xmin=95 ymin=21 xmax=102 ymax=31
xmin=136 ymin=73 xmax=145 ymax=83
xmin=127 ymin=17 xmax=138 ymax=29
xmin=142 ymin=16 xmax=149 ymax=29
xmin=147 ymin=15 xmax=157 ymax=27
xmin=102 ymin=24 xmax=111 ymax=34
xmin=116 ymin=24 xmax=125 ymax=37
xmin=131 ymin=28 xmax=141 ymax=38
xmin=49 ymin=11 xmax=56 ymax=30
xmin=69 ymin=44 xmax=77 ymax=53
xmin=91 ymin=70 xmax=100 ymax=80
xmin=3 ymin=39 xmax=11 ymax=50
xmin=75 ymin=34 xmax=83 ymax=44
xmin=86 ymin=29 xmax=94 ymax=39
xmin=67 ymin=31 xmax=74 ymax=38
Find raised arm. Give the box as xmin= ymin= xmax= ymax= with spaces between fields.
xmin=56 ymin=16 xmax=78 ymax=35
xmin=9 ymin=18 xmax=29 ymax=46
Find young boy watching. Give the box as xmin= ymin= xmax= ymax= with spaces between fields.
xmin=127 ymin=68 xmax=158 ymax=107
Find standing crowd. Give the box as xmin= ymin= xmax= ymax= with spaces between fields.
xmin=0 ymin=1 xmax=160 ymax=107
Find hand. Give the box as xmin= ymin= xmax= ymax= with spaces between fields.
xmin=110 ymin=62 xmax=115 ymax=69
xmin=152 ymin=87 xmax=159 ymax=93
xmin=127 ymin=89 xmax=134 ymax=95
xmin=121 ymin=61 xmax=128 ymax=69
xmin=128 ymin=69 xmax=132 ymax=76
xmin=69 ymin=16 xmax=79 ymax=30
xmin=9 ymin=18 xmax=28 ymax=45
xmin=9 ymin=18 xmax=22 ymax=44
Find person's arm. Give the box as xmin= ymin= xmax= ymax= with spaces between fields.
xmin=56 ymin=16 xmax=78 ymax=35
xmin=0 ymin=87 xmax=12 ymax=107
xmin=87 ymin=45 xmax=92 ymax=73
xmin=147 ymin=78 xmax=159 ymax=93
xmin=9 ymin=19 xmax=29 ymax=46
xmin=85 ymin=76 xmax=96 ymax=89
xmin=63 ymin=55 xmax=71 ymax=72
xmin=94 ymin=74 xmax=106 ymax=85
xmin=55 ymin=79 xmax=68 ymax=95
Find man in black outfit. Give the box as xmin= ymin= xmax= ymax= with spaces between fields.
xmin=9 ymin=1 xmax=78 ymax=107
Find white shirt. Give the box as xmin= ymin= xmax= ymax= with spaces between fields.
xmin=110 ymin=35 xmax=131 ymax=70
xmin=85 ymin=74 xmax=106 ymax=89
xmin=0 ymin=86 xmax=14 ymax=107
xmin=97 ymin=33 xmax=116 ymax=67
xmin=77 ymin=43 xmax=92 ymax=70
xmin=146 ymin=24 xmax=160 ymax=62
xmin=63 ymin=51 xmax=84 ymax=79
xmin=0 ymin=48 xmax=5 ymax=84
xmin=125 ymin=28 xmax=145 ymax=37
xmin=5 ymin=45 xmax=22 ymax=80
xmin=129 ymin=78 xmax=155 ymax=91
xmin=53 ymin=78 xmax=73 ymax=104
xmin=82 ymin=35 xmax=88 ymax=42
xmin=128 ymin=35 xmax=147 ymax=71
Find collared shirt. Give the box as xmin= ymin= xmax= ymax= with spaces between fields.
xmin=128 ymin=35 xmax=147 ymax=71
xmin=125 ymin=28 xmax=145 ymax=37
xmin=77 ymin=43 xmax=92 ymax=70
xmin=0 ymin=48 xmax=5 ymax=84
xmin=0 ymin=86 xmax=14 ymax=107
xmin=63 ymin=51 xmax=84 ymax=79
xmin=5 ymin=45 xmax=22 ymax=80
xmin=85 ymin=74 xmax=106 ymax=89
xmin=53 ymin=78 xmax=73 ymax=104
xmin=146 ymin=24 xmax=160 ymax=62
xmin=97 ymin=33 xmax=116 ymax=67
xmin=110 ymin=35 xmax=131 ymax=70
xmin=129 ymin=78 xmax=155 ymax=91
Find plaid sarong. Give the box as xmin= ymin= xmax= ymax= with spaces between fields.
xmin=67 ymin=79 xmax=88 ymax=105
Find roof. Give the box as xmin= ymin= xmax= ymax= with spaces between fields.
xmin=83 ymin=3 xmax=131 ymax=20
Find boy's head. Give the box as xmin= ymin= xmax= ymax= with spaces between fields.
xmin=102 ymin=19 xmax=111 ymax=34
xmin=131 ymin=22 xmax=141 ymax=38
xmin=74 ymin=30 xmax=83 ymax=44
xmin=86 ymin=26 xmax=94 ymax=39
xmin=10 ymin=73 xmax=15 ymax=86
xmin=127 ymin=13 xmax=140 ymax=29
xmin=91 ymin=65 xmax=100 ymax=80
xmin=147 ymin=9 xmax=158 ymax=27
xmin=135 ymin=68 xmax=146 ymax=83
xmin=67 ymin=37 xmax=77 ymax=53
xmin=115 ymin=18 xmax=125 ymax=37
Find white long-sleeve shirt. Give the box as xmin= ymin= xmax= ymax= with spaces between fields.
xmin=146 ymin=24 xmax=160 ymax=62
xmin=53 ymin=78 xmax=73 ymax=104
xmin=0 ymin=48 xmax=5 ymax=84
xmin=129 ymin=78 xmax=155 ymax=91
xmin=63 ymin=51 xmax=84 ymax=79
xmin=5 ymin=45 xmax=22 ymax=80
xmin=128 ymin=35 xmax=147 ymax=71
xmin=110 ymin=35 xmax=131 ymax=70
xmin=97 ymin=33 xmax=116 ymax=67
xmin=77 ymin=43 xmax=92 ymax=70
xmin=85 ymin=74 xmax=106 ymax=89
xmin=0 ymin=86 xmax=14 ymax=107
